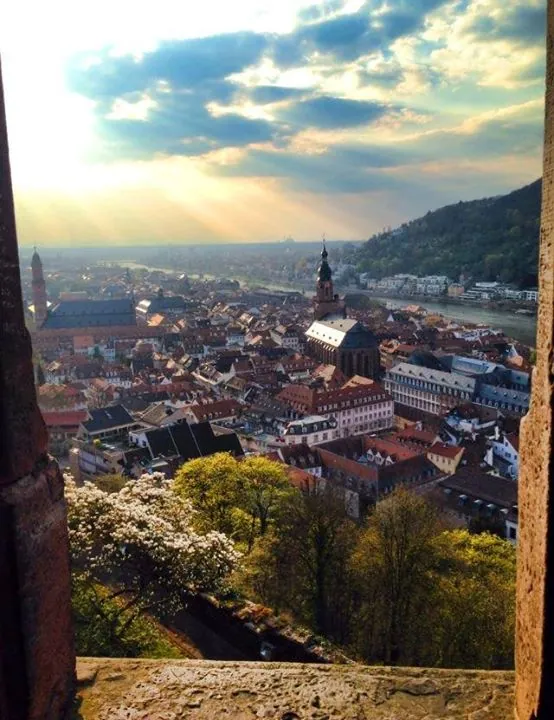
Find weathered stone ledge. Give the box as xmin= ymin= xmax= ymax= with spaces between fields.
xmin=76 ymin=657 xmax=514 ymax=719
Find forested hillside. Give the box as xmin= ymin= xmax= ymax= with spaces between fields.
xmin=353 ymin=179 xmax=541 ymax=287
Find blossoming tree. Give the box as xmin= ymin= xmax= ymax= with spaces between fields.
xmin=65 ymin=471 xmax=239 ymax=651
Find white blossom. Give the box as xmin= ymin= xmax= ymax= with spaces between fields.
xmin=64 ymin=472 xmax=239 ymax=615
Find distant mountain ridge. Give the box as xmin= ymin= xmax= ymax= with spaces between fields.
xmin=353 ymin=179 xmax=541 ymax=287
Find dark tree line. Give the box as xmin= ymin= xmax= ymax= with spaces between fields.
xmin=353 ymin=179 xmax=541 ymax=287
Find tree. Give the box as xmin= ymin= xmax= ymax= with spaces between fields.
xmin=72 ymin=572 xmax=182 ymax=658
xmin=350 ymin=488 xmax=444 ymax=664
xmin=174 ymin=453 xmax=245 ymax=536
xmin=174 ymin=453 xmax=295 ymax=547
xmin=240 ymin=487 xmax=358 ymax=640
xmin=239 ymin=455 xmax=296 ymax=545
xmin=349 ymin=491 xmax=516 ymax=669
xmin=433 ymin=530 xmax=516 ymax=669
xmin=94 ymin=473 xmax=128 ymax=494
xmin=65 ymin=471 xmax=239 ymax=646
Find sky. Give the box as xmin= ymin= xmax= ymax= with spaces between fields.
xmin=1 ymin=0 xmax=547 ymax=246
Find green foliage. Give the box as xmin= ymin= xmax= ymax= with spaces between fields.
xmin=240 ymin=488 xmax=516 ymax=669
xmin=174 ymin=453 xmax=296 ymax=548
xmin=343 ymin=294 xmax=383 ymax=310
xmin=175 ymin=453 xmax=244 ymax=535
xmin=72 ymin=572 xmax=183 ymax=658
xmin=353 ymin=179 xmax=540 ymax=287
xmin=236 ymin=487 xmax=358 ymax=640
xmin=432 ymin=530 xmax=516 ymax=669
xmin=350 ymin=489 xmax=445 ymax=665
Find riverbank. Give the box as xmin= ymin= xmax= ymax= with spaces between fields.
xmin=108 ymin=260 xmax=537 ymax=346
xmin=362 ymin=291 xmax=537 ymax=316
xmin=367 ymin=295 xmax=537 ymax=347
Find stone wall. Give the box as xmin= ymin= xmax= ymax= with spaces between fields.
xmin=76 ymin=658 xmax=514 ymax=720
xmin=0 ymin=460 xmax=75 ymax=720
xmin=515 ymin=4 xmax=554 ymax=719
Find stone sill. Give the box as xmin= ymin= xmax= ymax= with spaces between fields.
xmin=76 ymin=657 xmax=514 ymax=719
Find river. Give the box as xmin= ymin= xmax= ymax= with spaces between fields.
xmin=368 ymin=296 xmax=537 ymax=347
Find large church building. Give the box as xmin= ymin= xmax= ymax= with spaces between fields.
xmin=305 ymin=244 xmax=381 ymax=379
xmin=31 ymin=250 xmax=136 ymax=331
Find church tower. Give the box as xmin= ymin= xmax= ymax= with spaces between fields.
xmin=313 ymin=241 xmax=346 ymax=320
xmin=31 ymin=248 xmax=48 ymax=328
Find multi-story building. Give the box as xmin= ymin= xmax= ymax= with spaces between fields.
xmin=384 ymin=362 xmax=475 ymax=415
xmin=317 ymin=435 xmax=440 ymax=518
xmin=427 ymin=469 xmax=518 ymax=544
xmin=486 ymin=431 xmax=519 ymax=480
xmin=474 ymin=385 xmax=530 ymax=417
xmin=277 ymin=381 xmax=394 ymax=438
xmin=270 ymin=324 xmax=302 ymax=350
xmin=281 ymin=415 xmax=338 ymax=446
xmin=415 ymin=276 xmax=450 ymax=296
xmin=523 ymin=288 xmax=539 ymax=302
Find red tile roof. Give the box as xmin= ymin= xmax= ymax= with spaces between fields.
xmin=189 ymin=399 xmax=242 ymax=422
xmin=41 ymin=410 xmax=88 ymax=427
xmin=428 ymin=443 xmax=465 ymax=460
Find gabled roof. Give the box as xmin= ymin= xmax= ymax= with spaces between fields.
xmin=82 ymin=404 xmax=135 ymax=434
xmin=43 ymin=299 xmax=136 ymax=329
xmin=191 ymin=421 xmax=243 ymax=456
xmin=441 ymin=468 xmax=518 ymax=508
xmin=189 ymin=399 xmax=241 ymax=422
xmin=169 ymin=422 xmax=202 ymax=461
xmin=42 ymin=410 xmax=88 ymax=427
xmin=428 ymin=443 xmax=464 ymax=460
xmin=140 ymin=402 xmax=176 ymax=427
xmin=144 ymin=427 xmax=179 ymax=458
xmin=390 ymin=362 xmax=476 ymax=392
xmin=305 ymin=319 xmax=378 ymax=349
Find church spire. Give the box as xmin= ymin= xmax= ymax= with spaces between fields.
xmin=317 ymin=235 xmax=332 ymax=282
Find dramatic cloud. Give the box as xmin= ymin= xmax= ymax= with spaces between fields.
xmin=5 ymin=0 xmax=547 ymax=242
xmin=270 ymin=0 xmax=452 ymax=65
xmin=213 ymin=146 xmax=407 ymax=193
xmin=467 ymin=5 xmax=546 ymax=45
xmin=69 ymin=33 xmax=286 ymax=159
xmin=208 ymin=100 xmax=544 ymax=193
xmin=68 ymin=32 xmax=269 ymax=99
xmin=276 ymin=96 xmax=389 ymax=129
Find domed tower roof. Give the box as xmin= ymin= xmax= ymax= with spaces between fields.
xmin=317 ymin=242 xmax=332 ymax=282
